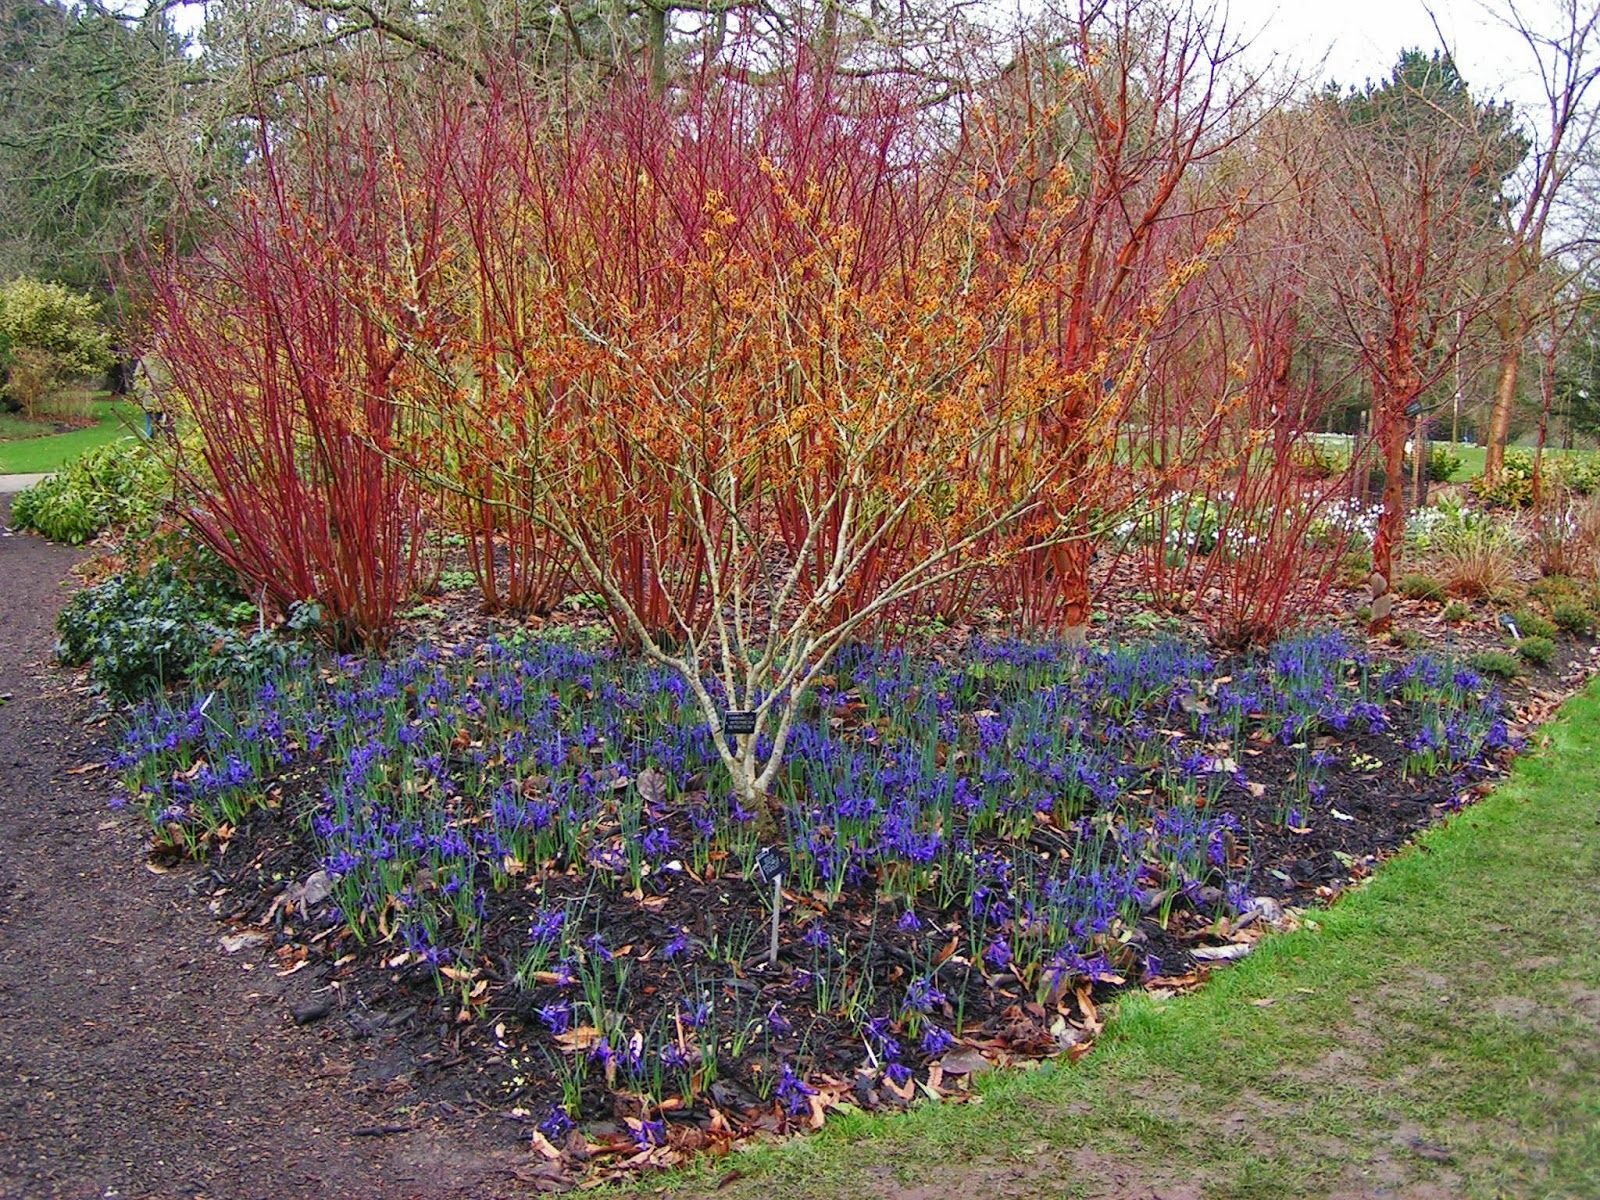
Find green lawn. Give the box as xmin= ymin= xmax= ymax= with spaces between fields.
xmin=639 ymin=681 xmax=1600 ymax=1200
xmin=1444 ymin=442 xmax=1594 ymax=482
xmin=0 ymin=396 xmax=143 ymax=473
xmin=1307 ymin=433 xmax=1598 ymax=485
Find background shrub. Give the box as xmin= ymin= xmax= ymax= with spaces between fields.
xmin=1516 ymin=635 xmax=1557 ymax=667
xmin=0 ymin=277 xmax=110 ymax=413
xmin=1426 ymin=445 xmax=1462 ymax=482
xmin=1472 ymin=449 xmax=1600 ymax=509
xmin=1472 ymin=449 xmax=1536 ymax=508
xmin=10 ymin=438 xmax=167 ymax=544
xmin=1550 ymin=601 xmax=1594 ymax=636
xmin=1293 ymin=437 xmax=1352 ymax=479
xmin=1406 ymin=444 xmax=1461 ymax=482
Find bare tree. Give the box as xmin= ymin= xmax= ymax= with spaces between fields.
xmin=1316 ymin=53 xmax=1506 ymax=632
xmin=1476 ymin=0 xmax=1600 ymax=481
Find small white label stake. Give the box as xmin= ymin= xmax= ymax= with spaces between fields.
xmin=769 ymin=875 xmax=783 ymax=967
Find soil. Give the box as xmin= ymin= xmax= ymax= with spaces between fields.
xmin=0 ymin=498 xmax=526 ymax=1200
xmin=5 ymin=495 xmax=1595 ymax=1199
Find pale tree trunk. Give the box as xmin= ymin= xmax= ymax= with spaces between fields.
xmin=1484 ymin=322 xmax=1522 ymax=481
xmin=1533 ymin=335 xmax=1557 ymax=508
xmin=644 ymin=3 xmax=667 ymax=95
xmin=1411 ymin=410 xmax=1429 ymax=511
xmin=1368 ymin=405 xmax=1409 ymax=635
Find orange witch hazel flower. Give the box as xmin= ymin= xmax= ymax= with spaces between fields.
xmin=370 ymin=67 xmax=1112 ymax=822
xmin=152 ymin=8 xmax=1270 ymax=816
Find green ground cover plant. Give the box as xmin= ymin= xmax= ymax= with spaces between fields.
xmin=630 ymin=681 xmax=1600 ymax=1200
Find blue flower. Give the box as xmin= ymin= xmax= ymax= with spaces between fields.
xmin=775 ymin=1063 xmax=817 ymax=1115
xmin=538 ymin=1002 xmax=572 ymax=1034
xmin=903 ymin=975 xmax=946 ymax=1014
xmin=538 ymin=1107 xmax=574 ymax=1142
xmin=630 ymin=1117 xmax=666 ymax=1149
xmin=662 ymin=932 xmax=690 ymax=960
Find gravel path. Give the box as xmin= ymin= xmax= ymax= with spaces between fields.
xmin=0 ymin=474 xmax=50 ymax=494
xmin=0 ymin=502 xmax=526 ymax=1200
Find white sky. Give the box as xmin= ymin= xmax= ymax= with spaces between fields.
xmin=1223 ymin=0 xmax=1566 ymax=114
xmin=155 ymin=0 xmax=1574 ymax=119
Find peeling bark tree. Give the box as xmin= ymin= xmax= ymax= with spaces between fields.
xmin=1479 ymin=0 xmax=1600 ymax=483
xmin=989 ymin=0 xmax=1265 ymax=640
xmin=1318 ymin=59 xmax=1505 ymax=634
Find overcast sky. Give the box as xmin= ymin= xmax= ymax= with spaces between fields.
xmin=1221 ymin=0 xmax=1565 ymax=112
xmin=154 ymin=0 xmax=1574 ymax=119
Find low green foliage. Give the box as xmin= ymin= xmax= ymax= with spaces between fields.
xmin=57 ymin=561 xmax=236 ymax=697
xmin=1469 ymin=649 xmax=1522 ymax=680
xmin=56 ymin=550 xmax=322 ymax=699
xmin=1532 ymin=574 xmax=1585 ymax=605
xmin=1510 ymin=608 xmax=1558 ymax=640
xmin=1551 ymin=601 xmax=1596 ymax=636
xmin=1441 ymin=599 xmax=1471 ymax=622
xmin=1397 ymin=573 xmax=1445 ymax=601
xmin=1390 ymin=628 xmax=1426 ymax=651
xmin=1517 ymin=635 xmax=1557 ymax=667
xmin=9 ymin=437 xmax=165 ymax=543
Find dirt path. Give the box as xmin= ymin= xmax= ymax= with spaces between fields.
xmin=0 ymin=503 xmax=527 ymax=1200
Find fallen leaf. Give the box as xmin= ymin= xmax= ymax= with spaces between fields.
xmin=1192 ymin=943 xmax=1252 ymax=962
xmin=219 ymin=930 xmax=268 ymax=954
xmin=555 ymin=1025 xmax=603 ymax=1053
xmin=936 ymin=1046 xmax=993 ymax=1076
xmin=636 ymin=767 xmax=668 ymax=806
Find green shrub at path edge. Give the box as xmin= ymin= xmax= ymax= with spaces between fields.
xmin=10 ymin=437 xmax=165 ymax=544
xmin=1517 ymin=635 xmax=1558 ymax=667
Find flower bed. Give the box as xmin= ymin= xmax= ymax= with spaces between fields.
xmin=113 ymin=630 xmax=1518 ymax=1163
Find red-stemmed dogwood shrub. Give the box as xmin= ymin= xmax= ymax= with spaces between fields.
xmin=147 ymin=88 xmax=440 ymax=649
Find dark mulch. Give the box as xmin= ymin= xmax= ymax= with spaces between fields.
xmin=8 ymin=496 xmax=1597 ymax=1196
xmin=168 ymin=614 xmax=1598 ymax=1184
xmin=0 ymin=498 xmax=533 ymax=1200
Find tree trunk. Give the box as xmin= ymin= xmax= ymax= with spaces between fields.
xmin=1411 ymin=411 xmax=1429 ymax=510
xmin=1056 ymin=540 xmax=1093 ymax=643
xmin=644 ymin=3 xmax=667 ymax=96
xmin=1533 ymin=345 xmax=1555 ymax=508
xmin=1484 ymin=301 xmax=1523 ymax=482
xmin=1368 ymin=407 xmax=1408 ymax=636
